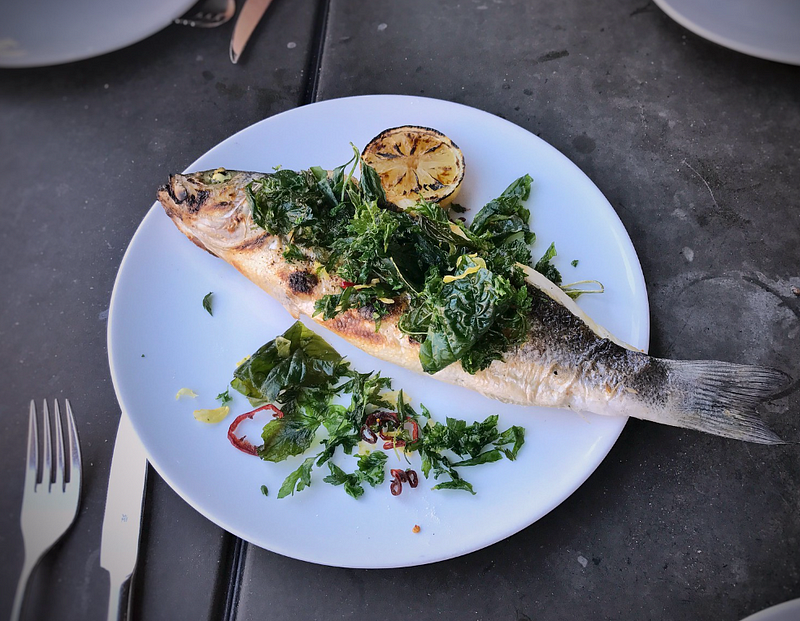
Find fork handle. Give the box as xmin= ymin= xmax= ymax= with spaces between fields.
xmin=10 ymin=557 xmax=36 ymax=621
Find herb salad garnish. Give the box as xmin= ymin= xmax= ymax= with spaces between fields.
xmin=226 ymin=321 xmax=525 ymax=498
xmin=244 ymin=147 xmax=569 ymax=375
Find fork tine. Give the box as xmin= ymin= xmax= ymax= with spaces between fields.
xmin=42 ymin=400 xmax=53 ymax=488
xmin=65 ymin=399 xmax=82 ymax=486
xmin=54 ymin=400 xmax=66 ymax=492
xmin=25 ymin=401 xmax=39 ymax=490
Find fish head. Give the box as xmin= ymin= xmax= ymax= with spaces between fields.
xmin=158 ymin=168 xmax=268 ymax=256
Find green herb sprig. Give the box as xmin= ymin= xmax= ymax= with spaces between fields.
xmin=245 ymin=149 xmax=588 ymax=376
xmin=229 ymin=322 xmax=525 ymax=499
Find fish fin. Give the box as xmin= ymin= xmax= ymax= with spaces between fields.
xmin=662 ymin=360 xmax=791 ymax=445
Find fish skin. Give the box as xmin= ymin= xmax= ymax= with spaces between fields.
xmin=157 ymin=170 xmax=791 ymax=444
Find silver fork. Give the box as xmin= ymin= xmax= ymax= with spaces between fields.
xmin=10 ymin=400 xmax=82 ymax=621
xmin=175 ymin=0 xmax=236 ymax=28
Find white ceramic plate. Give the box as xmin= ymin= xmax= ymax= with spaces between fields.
xmin=108 ymin=95 xmax=650 ymax=568
xmin=654 ymin=0 xmax=800 ymax=65
xmin=741 ymin=599 xmax=800 ymax=621
xmin=0 ymin=0 xmax=195 ymax=68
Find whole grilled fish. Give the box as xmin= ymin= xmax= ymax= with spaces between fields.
xmin=158 ymin=169 xmax=791 ymax=444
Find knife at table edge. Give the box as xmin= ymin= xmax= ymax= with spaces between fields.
xmin=230 ymin=0 xmax=276 ymax=63
xmin=100 ymin=411 xmax=149 ymax=621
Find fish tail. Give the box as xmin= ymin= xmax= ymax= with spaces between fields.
xmin=651 ymin=360 xmax=791 ymax=444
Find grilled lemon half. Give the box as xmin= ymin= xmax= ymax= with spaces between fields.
xmin=361 ymin=126 xmax=465 ymax=208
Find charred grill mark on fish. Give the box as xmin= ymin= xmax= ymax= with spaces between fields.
xmin=235 ymin=232 xmax=271 ymax=250
xmin=358 ymin=299 xmax=406 ymax=320
xmin=326 ymin=312 xmax=386 ymax=345
xmin=163 ymin=176 xmax=209 ymax=212
xmin=186 ymin=190 xmax=209 ymax=213
xmin=288 ymin=270 xmax=318 ymax=295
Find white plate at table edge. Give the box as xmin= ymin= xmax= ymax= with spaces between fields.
xmin=0 ymin=0 xmax=195 ymax=68
xmin=108 ymin=94 xmax=650 ymax=568
xmin=653 ymin=0 xmax=800 ymax=66
xmin=740 ymin=598 xmax=800 ymax=621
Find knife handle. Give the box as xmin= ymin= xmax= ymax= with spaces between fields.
xmin=107 ymin=571 xmax=133 ymax=621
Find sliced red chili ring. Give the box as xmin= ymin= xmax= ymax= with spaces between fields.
xmin=383 ymin=439 xmax=406 ymax=449
xmin=361 ymin=426 xmax=378 ymax=444
xmin=406 ymin=469 xmax=419 ymax=488
xmin=390 ymin=469 xmax=407 ymax=483
xmin=406 ymin=420 xmax=419 ymax=441
xmin=341 ymin=280 xmax=355 ymax=288
xmin=390 ymin=478 xmax=402 ymax=496
xmin=369 ymin=411 xmax=397 ymax=423
xmin=227 ymin=403 xmax=284 ymax=456
xmin=365 ymin=411 xmax=398 ymax=427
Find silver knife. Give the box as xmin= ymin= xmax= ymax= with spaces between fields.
xmin=229 ymin=0 xmax=275 ymax=63
xmin=100 ymin=412 xmax=149 ymax=621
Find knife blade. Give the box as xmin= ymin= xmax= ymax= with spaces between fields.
xmin=100 ymin=412 xmax=149 ymax=621
xmin=229 ymin=0 xmax=275 ymax=63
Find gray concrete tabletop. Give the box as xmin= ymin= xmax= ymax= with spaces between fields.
xmin=1 ymin=1 xmax=798 ymax=620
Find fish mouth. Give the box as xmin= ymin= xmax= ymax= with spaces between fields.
xmin=159 ymin=175 xmax=209 ymax=214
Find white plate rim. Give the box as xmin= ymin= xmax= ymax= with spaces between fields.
xmin=0 ymin=0 xmax=196 ymax=68
xmin=107 ymin=94 xmax=650 ymax=568
xmin=740 ymin=598 xmax=800 ymax=621
xmin=653 ymin=0 xmax=800 ymax=65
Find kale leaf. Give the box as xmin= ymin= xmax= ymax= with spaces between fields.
xmin=469 ymin=174 xmax=534 ymax=246
xmin=231 ymin=321 xmax=348 ymax=410
xmin=416 ymin=256 xmax=515 ymax=373
xmin=534 ymin=242 xmax=562 ymax=286
xmin=258 ymin=411 xmax=321 ymax=462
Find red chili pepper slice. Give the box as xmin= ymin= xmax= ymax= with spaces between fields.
xmin=407 ymin=420 xmax=419 ymax=441
xmin=390 ymin=469 xmax=408 ymax=483
xmin=390 ymin=478 xmax=402 ymax=496
xmin=361 ymin=426 xmax=378 ymax=444
xmin=406 ymin=469 xmax=419 ymax=488
xmin=383 ymin=439 xmax=406 ymax=449
xmin=341 ymin=280 xmax=355 ymax=288
xmin=227 ymin=403 xmax=284 ymax=456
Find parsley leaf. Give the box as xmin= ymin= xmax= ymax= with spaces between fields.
xmin=323 ymin=462 xmax=365 ymax=499
xmin=356 ymin=451 xmax=387 ymax=487
xmin=278 ymin=456 xmax=315 ymax=498
xmin=202 ymin=292 xmax=213 ymax=315
xmin=230 ymin=321 xmax=525 ymax=499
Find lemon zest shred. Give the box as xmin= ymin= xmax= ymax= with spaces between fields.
xmin=442 ymin=255 xmax=487 ymax=283
xmin=175 ymin=388 xmax=198 ymax=400
xmin=193 ymin=405 xmax=230 ymax=424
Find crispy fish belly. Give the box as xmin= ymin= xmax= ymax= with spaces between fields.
xmin=158 ymin=170 xmax=791 ymax=444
